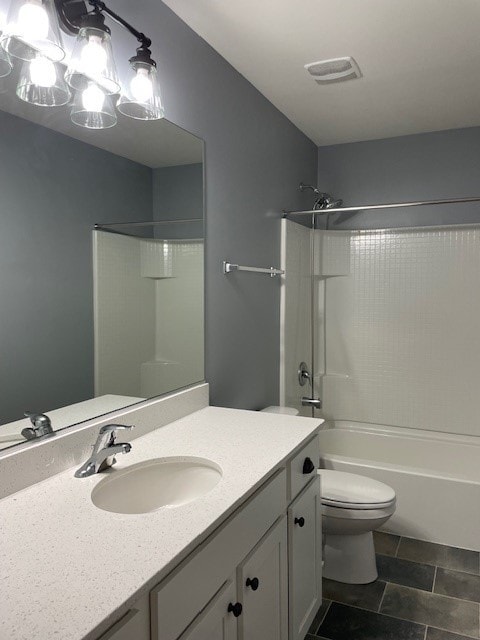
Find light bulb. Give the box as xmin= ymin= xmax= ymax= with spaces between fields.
xmin=82 ymin=82 xmax=105 ymax=112
xmin=17 ymin=0 xmax=49 ymax=42
xmin=29 ymin=55 xmax=55 ymax=87
xmin=80 ymin=35 xmax=107 ymax=77
xmin=130 ymin=67 xmax=153 ymax=103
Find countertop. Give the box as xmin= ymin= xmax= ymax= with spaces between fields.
xmin=0 ymin=406 xmax=321 ymax=640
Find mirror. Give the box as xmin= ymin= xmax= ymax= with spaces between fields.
xmin=0 ymin=69 xmax=204 ymax=451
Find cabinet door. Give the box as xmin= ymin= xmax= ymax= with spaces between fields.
xmin=178 ymin=579 xmax=238 ymax=640
xmin=288 ymin=478 xmax=322 ymax=640
xmin=237 ymin=517 xmax=288 ymax=640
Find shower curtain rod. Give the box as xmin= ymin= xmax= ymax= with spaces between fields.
xmin=95 ymin=218 xmax=203 ymax=229
xmin=284 ymin=195 xmax=480 ymax=216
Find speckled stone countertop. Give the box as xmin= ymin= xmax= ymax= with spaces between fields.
xmin=0 ymin=406 xmax=321 ymax=640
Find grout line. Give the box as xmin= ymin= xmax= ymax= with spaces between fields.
xmin=395 ymin=535 xmax=402 ymax=557
xmin=432 ymin=566 xmax=438 ymax=594
xmin=317 ymin=601 xmax=331 ymax=630
xmin=423 ymin=625 xmax=428 ymax=640
xmin=377 ymin=581 xmax=388 ymax=613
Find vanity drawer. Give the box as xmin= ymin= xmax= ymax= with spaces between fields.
xmin=151 ymin=468 xmax=287 ymax=640
xmin=288 ymin=435 xmax=319 ymax=501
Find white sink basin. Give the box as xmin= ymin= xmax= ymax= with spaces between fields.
xmin=91 ymin=456 xmax=222 ymax=514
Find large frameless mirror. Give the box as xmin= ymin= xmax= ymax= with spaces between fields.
xmin=0 ymin=69 xmax=204 ymax=451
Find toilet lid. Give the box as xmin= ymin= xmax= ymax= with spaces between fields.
xmin=318 ymin=469 xmax=396 ymax=509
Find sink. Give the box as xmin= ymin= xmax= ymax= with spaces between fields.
xmin=91 ymin=456 xmax=222 ymax=514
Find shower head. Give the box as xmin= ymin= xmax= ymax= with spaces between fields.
xmin=299 ymin=182 xmax=342 ymax=210
xmin=313 ymin=193 xmax=343 ymax=210
xmin=323 ymin=197 xmax=343 ymax=209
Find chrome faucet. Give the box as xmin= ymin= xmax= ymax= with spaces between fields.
xmin=74 ymin=424 xmax=133 ymax=478
xmin=22 ymin=411 xmax=54 ymax=440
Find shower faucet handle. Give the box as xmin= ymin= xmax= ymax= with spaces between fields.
xmin=298 ymin=362 xmax=311 ymax=387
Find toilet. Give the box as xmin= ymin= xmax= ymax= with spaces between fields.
xmin=260 ymin=405 xmax=396 ymax=585
xmin=319 ymin=469 xmax=396 ymax=584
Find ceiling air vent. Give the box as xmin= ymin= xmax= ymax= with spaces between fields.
xmin=305 ymin=57 xmax=362 ymax=84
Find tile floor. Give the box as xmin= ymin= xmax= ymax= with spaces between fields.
xmin=306 ymin=532 xmax=480 ymax=640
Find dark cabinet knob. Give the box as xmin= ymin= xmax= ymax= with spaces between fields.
xmin=228 ymin=602 xmax=243 ymax=617
xmin=294 ymin=516 xmax=305 ymax=527
xmin=302 ymin=457 xmax=315 ymax=474
xmin=246 ymin=577 xmax=260 ymax=591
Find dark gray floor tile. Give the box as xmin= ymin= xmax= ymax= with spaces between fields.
xmin=444 ymin=547 xmax=480 ymax=576
xmin=308 ymin=599 xmax=331 ymax=634
xmin=427 ymin=628 xmax=480 ymax=640
xmin=434 ymin=568 xmax=480 ymax=603
xmin=397 ymin=538 xmax=480 ymax=575
xmin=373 ymin=531 xmax=400 ymax=557
xmin=380 ymin=583 xmax=480 ymax=638
xmin=377 ymin=554 xmax=435 ymax=591
xmin=318 ymin=602 xmax=425 ymax=640
xmin=322 ymin=577 xmax=386 ymax=611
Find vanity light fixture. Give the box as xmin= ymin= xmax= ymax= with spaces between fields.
xmin=0 ymin=0 xmax=164 ymax=128
xmin=17 ymin=54 xmax=70 ymax=105
xmin=64 ymin=7 xmax=120 ymax=95
xmin=0 ymin=40 xmax=12 ymax=76
xmin=116 ymin=42 xmax=164 ymax=120
xmin=70 ymin=79 xmax=116 ymax=128
xmin=56 ymin=0 xmax=164 ymax=128
xmin=1 ymin=0 xmax=65 ymax=62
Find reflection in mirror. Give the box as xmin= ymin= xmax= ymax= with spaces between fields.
xmin=0 ymin=70 xmax=204 ymax=451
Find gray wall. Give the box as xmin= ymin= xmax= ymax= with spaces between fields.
xmin=110 ymin=0 xmax=317 ymax=409
xmin=0 ymin=110 xmax=152 ymax=422
xmin=317 ymin=126 xmax=480 ymax=229
xmin=153 ymin=163 xmax=204 ymax=239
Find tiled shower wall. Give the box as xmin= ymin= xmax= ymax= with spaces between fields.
xmin=282 ymin=221 xmax=480 ymax=437
xmin=93 ymin=231 xmax=204 ymax=399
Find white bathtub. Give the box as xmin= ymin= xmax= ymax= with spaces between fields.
xmin=318 ymin=422 xmax=480 ymax=551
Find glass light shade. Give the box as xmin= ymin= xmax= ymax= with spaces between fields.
xmin=0 ymin=40 xmax=12 ymax=77
xmin=65 ymin=27 xmax=120 ymax=95
xmin=16 ymin=54 xmax=70 ymax=105
xmin=71 ymin=81 xmax=117 ymax=129
xmin=1 ymin=0 xmax=65 ymax=62
xmin=117 ymin=62 xmax=164 ymax=120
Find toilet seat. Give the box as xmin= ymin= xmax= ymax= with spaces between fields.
xmin=318 ymin=469 xmax=396 ymax=510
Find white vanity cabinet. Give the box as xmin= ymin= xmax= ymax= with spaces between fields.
xmin=179 ymin=579 xmax=238 ymax=640
xmin=99 ymin=435 xmax=321 ymax=640
xmin=288 ymin=479 xmax=322 ymax=640
xmin=237 ymin=516 xmax=288 ymax=640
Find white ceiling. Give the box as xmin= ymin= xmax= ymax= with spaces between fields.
xmin=162 ymin=0 xmax=480 ymax=146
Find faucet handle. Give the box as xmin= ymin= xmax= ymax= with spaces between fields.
xmin=97 ymin=424 xmax=134 ymax=448
xmin=99 ymin=424 xmax=135 ymax=437
xmin=99 ymin=424 xmax=134 ymax=435
xmin=23 ymin=411 xmax=53 ymax=437
xmin=25 ymin=411 xmax=50 ymax=427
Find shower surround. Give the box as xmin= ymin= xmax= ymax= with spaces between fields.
xmin=280 ymin=220 xmax=480 ymax=548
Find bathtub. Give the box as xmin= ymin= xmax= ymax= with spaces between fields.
xmin=318 ymin=422 xmax=480 ymax=551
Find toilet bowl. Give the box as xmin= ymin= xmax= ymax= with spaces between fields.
xmin=319 ymin=469 xmax=396 ymax=584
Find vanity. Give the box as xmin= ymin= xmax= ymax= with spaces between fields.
xmin=0 ymin=398 xmax=322 ymax=640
